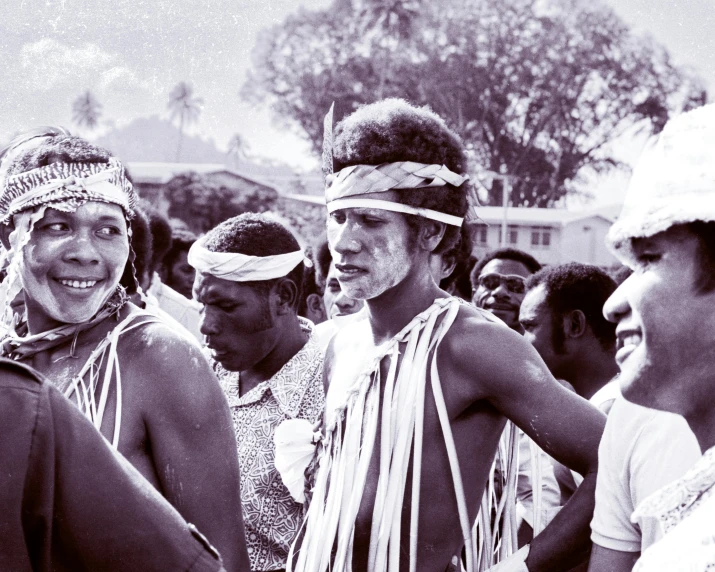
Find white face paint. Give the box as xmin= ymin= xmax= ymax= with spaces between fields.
xmin=327 ymin=192 xmax=415 ymax=301
xmin=18 ymin=202 xmax=129 ymax=333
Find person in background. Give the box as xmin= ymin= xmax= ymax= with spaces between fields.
xmin=470 ymin=247 xmax=542 ymax=332
xmin=162 ymin=227 xmax=198 ymax=299
xmin=298 ymin=245 xmax=328 ymax=326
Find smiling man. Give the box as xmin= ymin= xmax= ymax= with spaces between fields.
xmin=191 ymin=213 xmax=325 ymax=572
xmin=470 ymin=248 xmax=542 ymax=332
xmin=0 ymin=132 xmax=248 ymax=572
xmin=602 ymin=103 xmax=715 ymax=571
xmin=289 ymin=99 xmax=605 ymax=572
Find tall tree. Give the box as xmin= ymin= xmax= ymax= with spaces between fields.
xmin=72 ymin=91 xmax=102 ymax=132
xmin=243 ymin=0 xmax=706 ymax=207
xmin=167 ymin=82 xmax=203 ymax=162
xmin=227 ymin=133 xmax=250 ymax=167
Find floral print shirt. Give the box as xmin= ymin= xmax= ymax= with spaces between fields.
xmin=215 ymin=318 xmax=325 ymax=571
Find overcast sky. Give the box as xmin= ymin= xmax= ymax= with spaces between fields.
xmin=2 ymin=0 xmax=713 ymax=205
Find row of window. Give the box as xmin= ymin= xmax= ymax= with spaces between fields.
xmin=474 ymin=226 xmax=551 ymax=249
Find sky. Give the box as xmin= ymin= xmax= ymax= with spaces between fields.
xmin=2 ymin=0 xmax=714 ymax=206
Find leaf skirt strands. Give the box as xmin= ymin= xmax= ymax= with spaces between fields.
xmin=289 ymin=298 xmax=486 ymax=572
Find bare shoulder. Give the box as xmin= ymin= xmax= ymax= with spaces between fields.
xmin=439 ymin=303 xmax=551 ymax=399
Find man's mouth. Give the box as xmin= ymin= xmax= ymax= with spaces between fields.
xmin=335 ymin=263 xmax=367 ymax=278
xmin=486 ymin=302 xmax=516 ymax=312
xmin=616 ymin=329 xmax=642 ymax=366
xmin=56 ymin=278 xmax=101 ymax=290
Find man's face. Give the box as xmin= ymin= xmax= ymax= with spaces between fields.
xmin=322 ymin=260 xmax=364 ymax=318
xmin=168 ymin=249 xmax=196 ymax=299
xmin=194 ymin=272 xmax=278 ymax=372
xmin=327 ymin=192 xmax=416 ymax=301
xmin=472 ymin=258 xmax=531 ymax=330
xmin=20 ymin=202 xmax=129 ymax=332
xmin=604 ymin=227 xmax=715 ymax=414
xmin=520 ymin=283 xmax=564 ymax=377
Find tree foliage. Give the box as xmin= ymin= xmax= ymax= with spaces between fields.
xmin=243 ymin=0 xmax=706 ymax=207
xmin=167 ymin=82 xmax=204 ymax=162
xmin=164 ymin=172 xmax=278 ymax=234
xmin=72 ymin=90 xmax=102 ymax=131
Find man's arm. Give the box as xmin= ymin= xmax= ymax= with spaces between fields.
xmin=588 ymin=544 xmax=639 ymax=572
xmin=136 ymin=327 xmax=249 ymax=572
xmin=450 ymin=318 xmax=606 ymax=571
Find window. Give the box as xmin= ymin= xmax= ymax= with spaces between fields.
xmin=499 ymin=226 xmax=519 ymax=246
xmin=476 ymin=226 xmax=488 ymax=245
xmin=531 ymin=227 xmax=551 ymax=249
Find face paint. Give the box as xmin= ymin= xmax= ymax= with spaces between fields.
xmin=327 ymin=193 xmax=415 ymax=301
xmin=19 ymin=202 xmax=129 ymax=332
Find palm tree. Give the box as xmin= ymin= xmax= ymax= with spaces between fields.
xmin=227 ymin=133 xmax=250 ymax=167
xmin=167 ymin=82 xmax=204 ymax=162
xmin=72 ymin=91 xmax=102 ymax=132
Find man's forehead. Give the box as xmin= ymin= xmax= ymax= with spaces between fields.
xmin=520 ymin=284 xmax=548 ymax=317
xmin=195 ymin=273 xmax=252 ymax=298
xmin=480 ymin=258 xmax=532 ymax=278
xmin=41 ymin=202 xmax=125 ymax=220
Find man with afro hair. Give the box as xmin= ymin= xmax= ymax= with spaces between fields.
xmin=191 ymin=213 xmax=325 ymax=572
xmin=289 ymin=99 xmax=605 ymax=572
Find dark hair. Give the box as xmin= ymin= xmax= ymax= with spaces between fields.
xmin=333 ymin=99 xmax=469 ymax=254
xmin=685 ymin=221 xmax=715 ymax=293
xmin=164 ymin=228 xmax=197 ymax=273
xmin=203 ymin=213 xmax=304 ymax=310
xmin=470 ymin=247 xmax=542 ymax=286
xmin=5 ymin=133 xmax=112 ymax=176
xmin=144 ymin=207 xmax=173 ymax=274
xmin=438 ymin=225 xmax=476 ymax=299
xmin=120 ymin=207 xmax=151 ymax=295
xmin=314 ymin=239 xmax=333 ymax=289
xmin=526 ymin=262 xmax=617 ymax=352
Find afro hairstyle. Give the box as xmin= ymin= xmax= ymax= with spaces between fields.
xmin=5 ymin=133 xmax=112 ymax=176
xmin=203 ymin=212 xmax=304 ymax=309
xmin=332 ymin=99 xmax=470 ymax=254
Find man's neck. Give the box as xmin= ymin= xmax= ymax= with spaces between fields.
xmin=565 ymin=351 xmax=619 ymax=401
xmin=365 ymin=269 xmax=446 ymax=345
xmin=239 ymin=316 xmax=309 ymax=396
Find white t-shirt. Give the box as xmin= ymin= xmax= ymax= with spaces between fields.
xmin=590 ymin=396 xmax=701 ymax=552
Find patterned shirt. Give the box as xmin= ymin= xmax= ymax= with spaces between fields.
xmin=633 ymin=445 xmax=715 ymax=571
xmin=215 ymin=318 xmax=325 ymax=571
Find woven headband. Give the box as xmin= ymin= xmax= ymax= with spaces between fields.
xmin=325 ymin=162 xmax=468 ymax=227
xmin=1 ymin=158 xmax=136 ymax=223
xmin=188 ymin=235 xmax=310 ymax=282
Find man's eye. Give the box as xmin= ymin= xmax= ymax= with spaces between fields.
xmin=218 ymin=304 xmax=238 ymax=312
xmin=637 ymin=253 xmax=661 ymax=266
xmin=329 ymin=212 xmax=346 ymax=224
xmin=97 ymin=226 xmax=122 ymax=236
xmin=41 ymin=222 xmax=69 ymax=232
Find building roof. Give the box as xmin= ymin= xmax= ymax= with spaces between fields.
xmin=282 ymin=194 xmax=618 ymax=227
xmin=126 ymin=162 xmax=280 ymax=193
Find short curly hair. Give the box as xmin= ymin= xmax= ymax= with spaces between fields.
xmin=203 ymin=213 xmax=304 ymax=310
xmin=526 ymin=262 xmax=617 ymax=352
xmin=5 ymin=134 xmax=112 ymax=176
xmin=333 ymin=99 xmax=470 ymax=254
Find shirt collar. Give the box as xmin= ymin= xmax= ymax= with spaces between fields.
xmin=222 ymin=317 xmax=322 ymax=417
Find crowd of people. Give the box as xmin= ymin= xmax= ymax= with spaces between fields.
xmin=0 ymin=98 xmax=713 ymax=572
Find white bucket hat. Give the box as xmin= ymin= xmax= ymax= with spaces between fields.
xmin=607 ymin=103 xmax=715 ymax=264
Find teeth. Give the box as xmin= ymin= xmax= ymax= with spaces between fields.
xmin=621 ymin=334 xmax=641 ymax=347
xmin=59 ymin=279 xmax=97 ymax=289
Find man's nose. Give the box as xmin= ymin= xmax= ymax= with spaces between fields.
xmin=492 ymin=282 xmax=511 ymax=299
xmin=199 ymin=310 xmax=220 ymax=337
xmin=603 ymin=279 xmax=631 ymax=323
xmin=331 ymin=220 xmax=361 ymax=255
xmin=335 ymin=291 xmax=358 ymax=311
xmin=63 ymin=231 xmax=102 ymax=265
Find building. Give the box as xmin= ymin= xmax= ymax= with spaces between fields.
xmin=283 ymin=194 xmax=621 ymax=267
xmin=470 ymin=206 xmax=620 ymax=266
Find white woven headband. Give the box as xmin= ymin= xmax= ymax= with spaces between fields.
xmin=188 ymin=235 xmax=310 ymax=282
xmin=325 ymin=162 xmax=468 ymax=227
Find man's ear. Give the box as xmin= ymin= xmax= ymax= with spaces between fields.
xmin=418 ymin=220 xmax=447 ymax=253
xmin=0 ymin=222 xmax=13 ymax=250
xmin=563 ymin=309 xmax=587 ymax=339
xmin=306 ymin=293 xmax=328 ymax=324
xmin=274 ymin=278 xmax=299 ymax=316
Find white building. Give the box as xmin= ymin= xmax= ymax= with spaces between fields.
xmin=471 ymin=206 xmax=620 ymax=266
